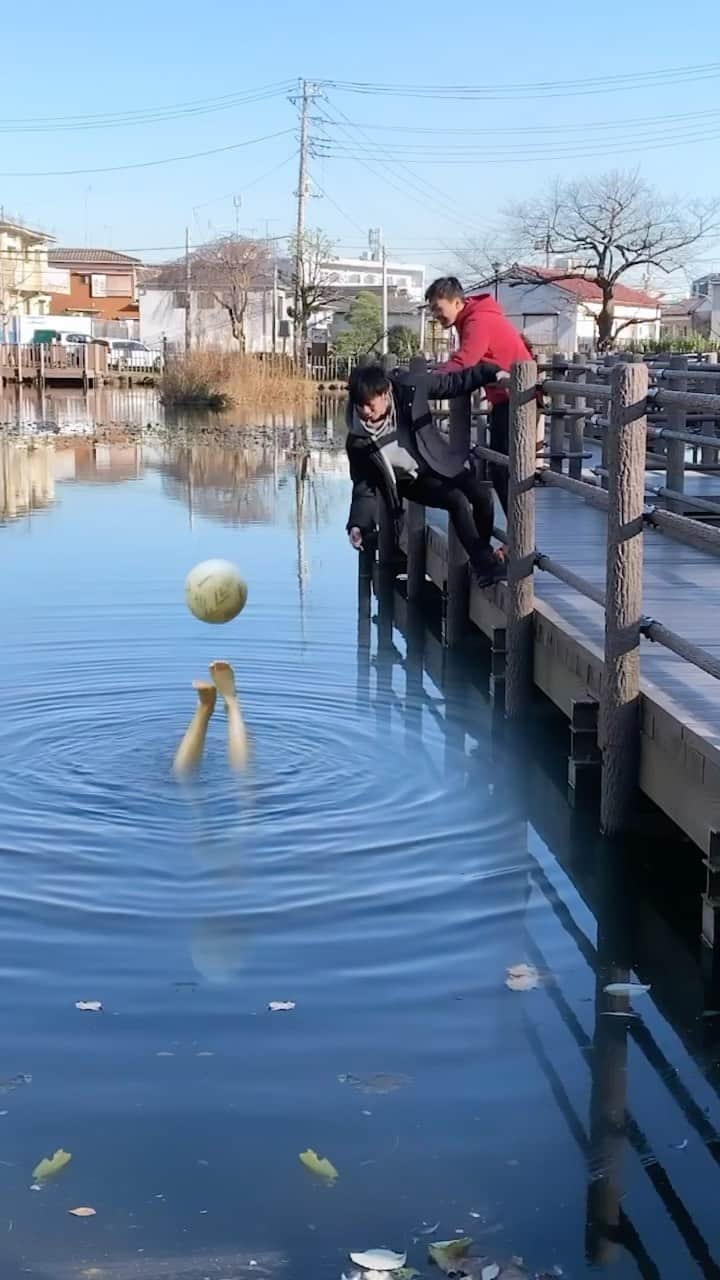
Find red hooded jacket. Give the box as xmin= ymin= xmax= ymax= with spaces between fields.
xmin=440 ymin=294 xmax=533 ymax=406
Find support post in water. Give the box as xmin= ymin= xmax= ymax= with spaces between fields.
xmin=377 ymin=494 xmax=396 ymax=567
xmin=406 ymin=355 xmax=427 ymax=600
xmin=505 ymin=359 xmax=537 ymax=717
xmin=444 ymin=394 xmax=471 ymax=646
xmin=666 ymin=354 xmax=687 ymax=513
xmin=600 ymin=361 xmax=648 ymax=835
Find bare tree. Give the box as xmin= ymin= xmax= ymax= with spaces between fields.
xmin=466 ymin=171 xmax=719 ymax=351
xmin=157 ymin=235 xmax=272 ymax=351
xmin=283 ymin=229 xmax=343 ymax=353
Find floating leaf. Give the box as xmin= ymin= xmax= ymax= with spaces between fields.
xmin=33 ymin=1149 xmax=72 ymax=1180
xmin=429 ymin=1238 xmax=474 ymax=1270
xmin=75 ymin=1001 xmax=103 ymax=1013
xmin=505 ymin=964 xmax=539 ymax=993
xmin=299 ymin=1148 xmax=338 ymax=1182
xmin=604 ymin=982 xmax=650 ymax=997
xmin=69 ymin=1207 xmax=96 ymax=1217
xmin=482 ymin=1267 xmax=500 ymax=1280
xmin=268 ymin=1001 xmax=296 ymax=1013
xmin=350 ymin=1248 xmax=407 ymax=1271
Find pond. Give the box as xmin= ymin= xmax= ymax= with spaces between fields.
xmin=2 ymin=388 xmax=720 ymax=1280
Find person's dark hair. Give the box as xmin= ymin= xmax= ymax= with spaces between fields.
xmin=348 ymin=363 xmax=392 ymax=406
xmin=425 ymin=276 xmax=465 ymax=305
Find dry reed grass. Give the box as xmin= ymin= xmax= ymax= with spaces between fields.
xmin=160 ymin=350 xmax=315 ymax=411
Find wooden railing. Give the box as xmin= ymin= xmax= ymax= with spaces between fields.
xmin=379 ymin=354 xmax=720 ymax=840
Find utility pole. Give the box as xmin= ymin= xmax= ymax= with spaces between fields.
xmin=184 ymin=226 xmax=192 ymax=353
xmin=381 ymin=240 xmax=389 ymax=356
xmin=293 ymin=79 xmax=311 ymax=365
xmin=272 ymin=263 xmax=279 ymax=355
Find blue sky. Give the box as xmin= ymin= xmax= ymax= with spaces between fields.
xmin=3 ymin=0 xmax=720 ymax=290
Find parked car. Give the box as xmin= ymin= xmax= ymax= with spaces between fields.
xmin=107 ymin=339 xmax=161 ymax=371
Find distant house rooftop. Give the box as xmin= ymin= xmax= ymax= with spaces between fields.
xmin=0 ymin=218 xmax=55 ymax=242
xmin=493 ymin=265 xmax=660 ymax=310
xmin=49 ymin=248 xmax=142 ymax=266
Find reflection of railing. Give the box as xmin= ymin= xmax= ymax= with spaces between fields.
xmin=308 ymin=354 xmax=357 ymax=384
xmin=365 ymin=578 xmax=720 ymax=1276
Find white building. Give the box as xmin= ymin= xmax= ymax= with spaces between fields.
xmin=317 ymin=254 xmax=425 ymax=303
xmin=0 ymin=216 xmax=55 ymax=339
xmin=139 ymin=284 xmax=291 ymax=353
xmin=662 ymin=274 xmax=720 ymax=341
xmin=490 ymin=266 xmax=661 ymax=353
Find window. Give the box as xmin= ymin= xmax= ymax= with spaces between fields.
xmin=173 ymin=290 xmax=187 ymax=310
xmin=348 ymin=273 xmax=361 ymax=284
xmin=364 ymin=274 xmax=378 ymax=285
xmin=521 ymin=313 xmax=558 ymax=346
xmin=197 ymin=291 xmax=215 ymax=310
xmin=90 ymin=274 xmax=106 ymax=298
xmin=104 ymin=273 xmax=133 ymax=298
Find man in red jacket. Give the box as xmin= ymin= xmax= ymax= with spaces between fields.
xmin=425 ymin=276 xmax=533 ymax=516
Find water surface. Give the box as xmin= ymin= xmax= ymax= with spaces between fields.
xmin=2 ymin=389 xmax=720 ymax=1280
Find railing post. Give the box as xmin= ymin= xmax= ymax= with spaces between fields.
xmin=666 ymin=353 xmax=687 ymax=511
xmin=505 ymin=359 xmax=538 ymax=717
xmin=406 ymin=354 xmax=427 ymax=600
xmin=444 ymin=394 xmax=471 ymax=646
xmin=599 ymin=361 xmax=648 ymax=835
xmin=568 ymin=351 xmax=586 ymax=481
xmin=701 ymin=351 xmax=719 ymax=469
xmin=599 ymin=354 xmax=617 ymax=490
xmin=549 ymin=351 xmax=566 ymax=472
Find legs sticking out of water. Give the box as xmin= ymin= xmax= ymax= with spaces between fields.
xmin=173 ymin=681 xmax=217 ymax=777
xmin=209 ymin=660 xmax=249 ymax=773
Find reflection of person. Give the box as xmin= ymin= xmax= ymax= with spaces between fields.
xmin=173 ymin=662 xmax=248 ymax=776
xmin=425 ymin=276 xmax=533 ymax=518
xmin=346 ymin=361 xmax=506 ymax=586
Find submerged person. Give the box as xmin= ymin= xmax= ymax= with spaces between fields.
xmin=173 ymin=660 xmax=249 ymax=777
xmin=424 ymin=276 xmax=534 ymax=518
xmin=345 ymin=359 xmax=507 ymax=586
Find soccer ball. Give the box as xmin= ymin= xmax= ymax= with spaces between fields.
xmin=185 ymin=559 xmax=248 ymax=625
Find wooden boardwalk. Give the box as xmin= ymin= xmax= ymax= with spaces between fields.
xmin=382 ymin=356 xmax=720 ymax=953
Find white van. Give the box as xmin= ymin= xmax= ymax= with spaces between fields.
xmin=107 ymin=339 xmax=161 ymax=371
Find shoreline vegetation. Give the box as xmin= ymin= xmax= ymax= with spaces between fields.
xmin=159 ymin=351 xmax=316 ymax=412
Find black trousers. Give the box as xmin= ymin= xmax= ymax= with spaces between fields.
xmin=489 ymin=400 xmax=509 ymax=517
xmin=397 ymin=464 xmax=494 ymax=572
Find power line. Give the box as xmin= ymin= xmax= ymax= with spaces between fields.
xmin=323 ymin=61 xmax=720 ymax=100
xmin=0 ymin=81 xmax=295 ymax=133
xmin=0 ymin=128 xmax=296 ymax=177
xmin=324 ymin=107 xmax=720 ymax=137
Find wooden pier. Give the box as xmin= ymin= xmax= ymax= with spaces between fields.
xmin=370 ymin=354 xmax=720 ymax=956
xmin=0 ymin=343 xmax=158 ymax=389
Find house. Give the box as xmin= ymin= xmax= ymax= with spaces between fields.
xmin=660 ymin=297 xmax=710 ymax=342
xmin=315 ymin=290 xmax=422 ymax=346
xmin=139 ymin=281 xmax=291 ymax=354
xmin=48 ymin=248 xmax=141 ymax=337
xmin=486 ymin=265 xmax=661 ymax=353
xmin=0 ymin=216 xmax=54 ymax=338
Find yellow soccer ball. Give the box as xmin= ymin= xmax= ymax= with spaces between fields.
xmin=185 ymin=559 xmax=248 ymax=625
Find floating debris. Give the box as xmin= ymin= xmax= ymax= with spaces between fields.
xmin=299 ymin=1149 xmax=339 ymax=1182
xmin=349 ymin=1248 xmax=407 ymax=1271
xmin=33 ymin=1149 xmax=72 ymax=1181
xmin=505 ymin=964 xmax=540 ymax=993
xmin=75 ymin=1001 xmax=103 ymax=1013
xmin=603 ymin=982 xmax=650 ymax=998
xmin=339 ymin=1072 xmax=412 ymax=1095
xmin=0 ymin=1074 xmax=31 ymax=1095
xmin=268 ymin=1002 xmax=296 ymax=1013
xmin=69 ymin=1207 xmax=96 ymax=1218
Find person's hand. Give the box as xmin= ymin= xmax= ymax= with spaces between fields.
xmin=348 ymin=527 xmax=363 ymax=550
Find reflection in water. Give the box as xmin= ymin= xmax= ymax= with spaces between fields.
xmin=3 ymin=435 xmax=720 ymax=1277
xmin=0 ymin=440 xmax=56 ymax=522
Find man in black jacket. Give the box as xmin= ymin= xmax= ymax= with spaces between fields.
xmin=346 ymin=360 xmax=506 ymax=586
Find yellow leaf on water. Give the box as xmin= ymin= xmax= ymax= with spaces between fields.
xmin=32 ymin=1149 xmax=72 ymax=1180
xmin=69 ymin=1206 xmax=96 ymax=1217
xmin=299 ymin=1148 xmax=339 ymax=1181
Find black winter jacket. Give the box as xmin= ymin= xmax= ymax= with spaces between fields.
xmin=346 ymin=361 xmax=502 ymax=534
